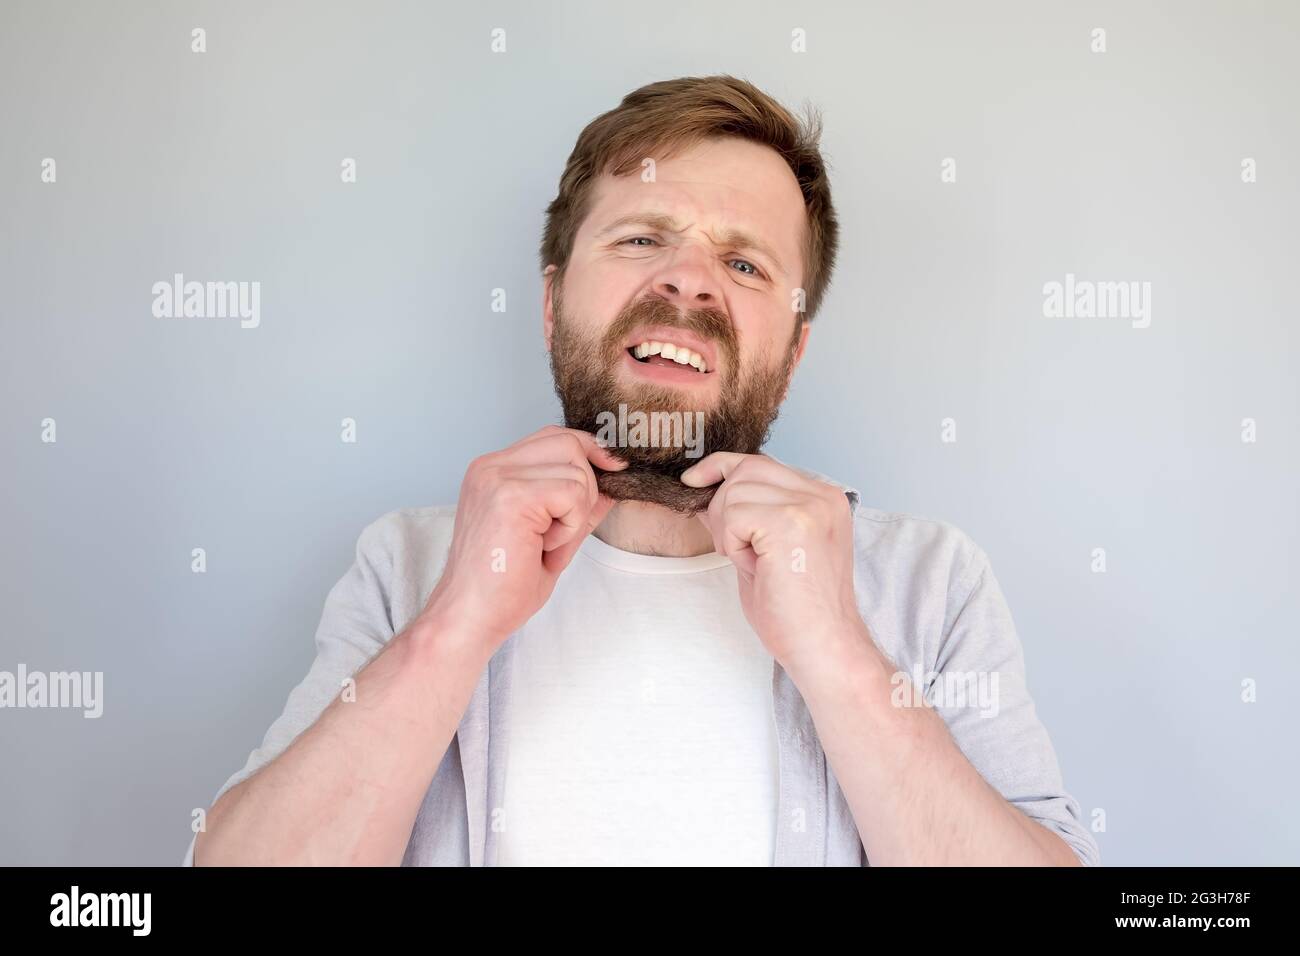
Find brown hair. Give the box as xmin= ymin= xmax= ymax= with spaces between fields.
xmin=540 ymin=75 xmax=839 ymax=321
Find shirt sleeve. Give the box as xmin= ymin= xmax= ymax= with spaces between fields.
xmin=926 ymin=547 xmax=1101 ymax=866
xmin=182 ymin=513 xmax=399 ymax=865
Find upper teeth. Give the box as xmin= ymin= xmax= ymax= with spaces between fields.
xmin=632 ymin=341 xmax=708 ymax=372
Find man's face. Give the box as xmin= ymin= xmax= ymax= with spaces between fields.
xmin=544 ymin=136 xmax=812 ymax=513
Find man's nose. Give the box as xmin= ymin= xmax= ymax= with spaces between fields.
xmin=650 ymin=247 xmax=723 ymax=310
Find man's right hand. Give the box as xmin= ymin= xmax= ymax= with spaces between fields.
xmin=419 ymin=425 xmax=626 ymax=655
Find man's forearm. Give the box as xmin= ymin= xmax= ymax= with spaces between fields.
xmin=194 ymin=611 xmax=489 ymax=866
xmin=783 ymin=624 xmax=1080 ymax=866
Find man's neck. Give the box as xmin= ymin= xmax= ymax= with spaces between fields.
xmin=593 ymin=499 xmax=716 ymax=557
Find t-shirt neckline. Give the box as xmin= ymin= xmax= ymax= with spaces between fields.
xmin=578 ymin=532 xmax=733 ymax=574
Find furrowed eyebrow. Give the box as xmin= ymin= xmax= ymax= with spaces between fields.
xmin=597 ymin=213 xmax=786 ymax=277
xmin=597 ymin=213 xmax=685 ymax=237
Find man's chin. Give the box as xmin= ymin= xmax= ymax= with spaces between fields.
xmin=609 ymin=380 xmax=720 ymax=417
xmin=594 ymin=467 xmax=718 ymax=516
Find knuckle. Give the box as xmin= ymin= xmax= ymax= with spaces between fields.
xmin=464 ymin=456 xmax=495 ymax=489
xmin=783 ymin=504 xmax=814 ymax=532
xmin=493 ymin=478 xmax=527 ymax=505
xmin=561 ymin=433 xmax=585 ymax=458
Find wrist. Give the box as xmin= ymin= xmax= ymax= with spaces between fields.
xmin=403 ymin=603 xmax=497 ymax=679
xmin=779 ymin=616 xmax=892 ymax=702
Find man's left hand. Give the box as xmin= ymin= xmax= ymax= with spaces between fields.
xmin=681 ymin=452 xmax=865 ymax=670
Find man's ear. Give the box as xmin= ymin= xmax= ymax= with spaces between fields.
xmin=786 ymin=320 xmax=811 ymax=387
xmin=542 ymin=264 xmax=558 ymax=351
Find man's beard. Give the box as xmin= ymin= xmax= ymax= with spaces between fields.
xmin=548 ymin=281 xmax=798 ymax=515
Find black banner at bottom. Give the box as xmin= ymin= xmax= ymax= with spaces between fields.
xmin=0 ymin=865 xmax=1287 ymax=940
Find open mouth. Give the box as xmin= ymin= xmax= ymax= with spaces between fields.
xmin=626 ymin=339 xmax=710 ymax=374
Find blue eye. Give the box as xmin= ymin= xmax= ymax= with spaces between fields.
xmin=619 ymin=238 xmax=764 ymax=279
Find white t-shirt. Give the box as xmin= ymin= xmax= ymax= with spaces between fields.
xmin=495 ymin=532 xmax=780 ymax=866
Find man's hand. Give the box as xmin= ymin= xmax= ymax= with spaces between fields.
xmin=194 ymin=431 xmax=620 ymax=866
xmin=681 ymin=452 xmax=862 ymax=670
xmin=421 ymin=425 xmax=625 ymax=656
xmin=682 ymin=453 xmax=1082 ymax=866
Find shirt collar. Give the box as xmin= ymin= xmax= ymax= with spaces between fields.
xmin=761 ymin=454 xmax=861 ymax=515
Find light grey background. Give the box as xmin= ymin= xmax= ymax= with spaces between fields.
xmin=1 ymin=0 xmax=1296 ymax=865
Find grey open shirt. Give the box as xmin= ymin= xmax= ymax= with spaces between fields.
xmin=184 ymin=466 xmax=1100 ymax=866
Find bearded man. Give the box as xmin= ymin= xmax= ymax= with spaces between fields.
xmin=189 ymin=75 xmax=1097 ymax=867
